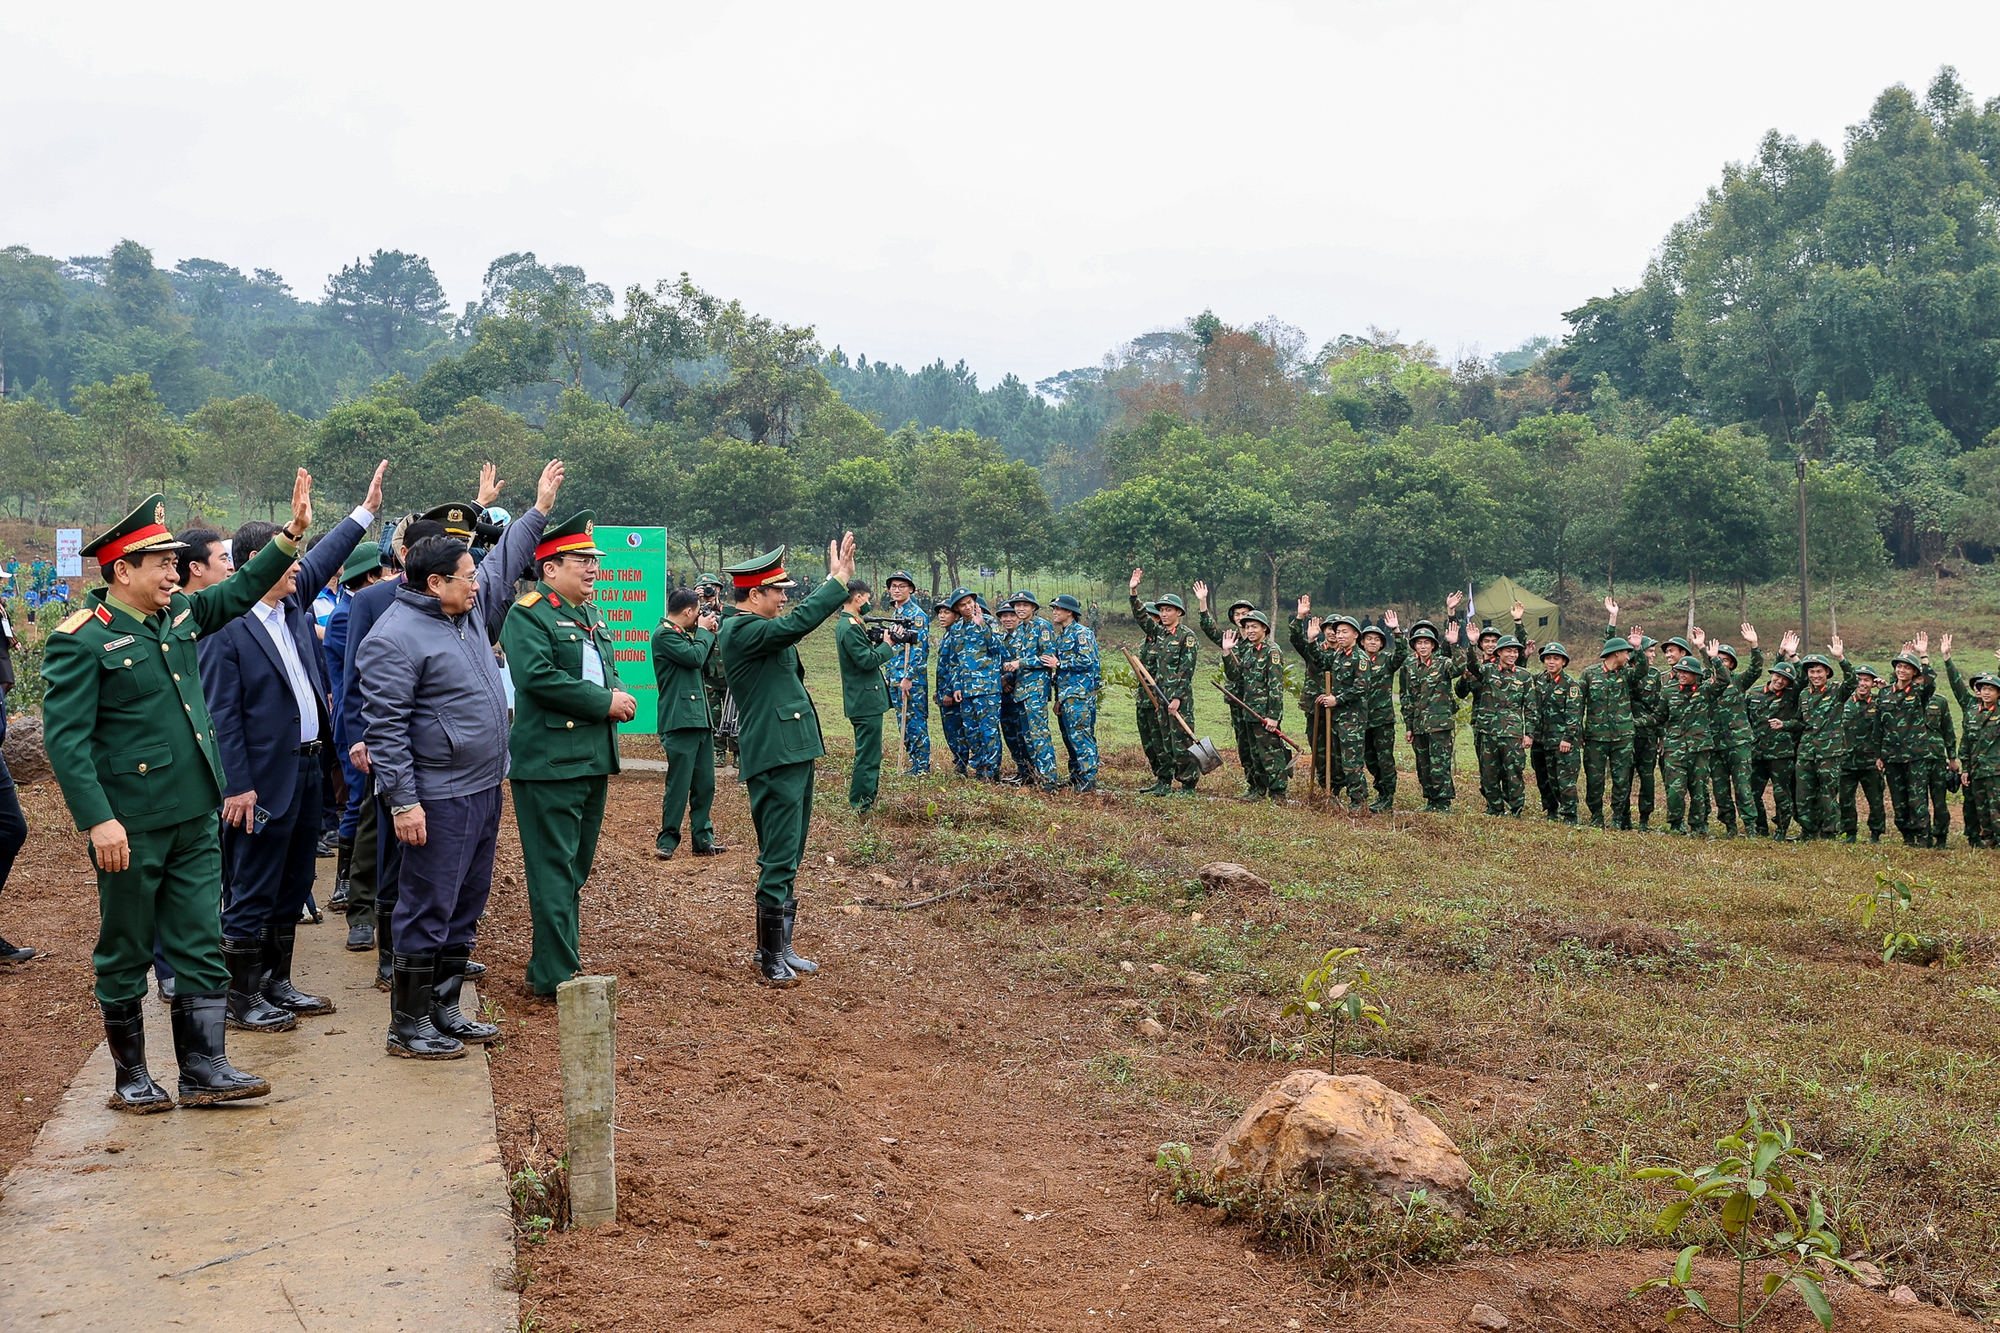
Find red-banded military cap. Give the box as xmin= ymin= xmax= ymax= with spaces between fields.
xmin=724 ymin=545 xmax=796 ymax=589
xmin=82 ymin=494 xmax=190 ymax=564
xmin=534 ymin=511 xmax=606 ymax=562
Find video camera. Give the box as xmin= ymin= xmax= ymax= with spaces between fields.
xmin=864 ymin=617 xmax=922 ymax=647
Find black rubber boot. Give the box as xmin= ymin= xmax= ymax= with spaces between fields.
xmin=222 ymin=935 xmax=296 ymax=1032
xmin=386 ymin=952 xmax=466 ymax=1060
xmin=0 ymin=935 xmax=36 ymax=963
xmin=430 ymin=946 xmax=499 ymax=1043
xmin=375 ymin=903 xmax=394 ymax=991
xmin=170 ymin=993 xmax=272 ymax=1105
xmin=780 ymin=900 xmax=818 ymax=977
xmin=102 ymin=999 xmax=173 ymax=1114
xmin=755 ymin=907 xmax=799 ymax=988
xmin=328 ymin=838 xmax=353 ymax=911
xmin=260 ymin=924 xmax=335 ymax=1016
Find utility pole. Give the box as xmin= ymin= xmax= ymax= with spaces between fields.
xmin=1796 ymin=452 xmax=1810 ymax=654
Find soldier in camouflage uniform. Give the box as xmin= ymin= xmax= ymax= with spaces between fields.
xmin=1706 ymin=633 xmax=1765 ymax=837
xmin=1048 ymin=595 xmax=1100 ymax=791
xmin=1005 ymin=591 xmax=1062 ymax=791
xmin=1579 ymin=612 xmax=1649 ymax=829
xmin=1874 ymin=641 xmax=1938 ymax=845
xmin=1837 ymin=664 xmax=1887 ymax=842
xmin=932 ymin=603 xmax=968 ymax=774
xmin=943 ymin=588 xmax=1009 ymax=780
xmin=1923 ymin=685 xmax=1957 ymax=847
xmin=1129 ymin=571 xmax=1201 ymax=793
xmin=1746 ymin=649 xmax=1803 ymax=839
xmin=1195 ymin=583 xmax=1256 ymax=773
xmin=1399 ymin=607 xmax=1465 ymax=813
xmin=1529 ymin=642 xmax=1583 ymax=823
xmin=1354 ymin=617 xmax=1407 ymax=811
xmin=882 ymin=572 xmax=931 ymax=775
xmin=1221 ymin=613 xmax=1291 ymax=800
xmin=1944 ymin=648 xmax=2000 ymax=848
xmin=1793 ymin=645 xmax=1857 ymax=841
xmin=1624 ymin=633 xmax=1667 ymax=831
xmin=1460 ymin=633 xmax=1537 ymax=816
xmin=1659 ymin=639 xmax=1730 ymax=835
xmin=995 ymin=604 xmax=1031 ymax=781
xmin=1291 ymin=602 xmax=1367 ymax=807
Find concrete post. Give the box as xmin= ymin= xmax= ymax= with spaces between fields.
xmin=556 ymin=974 xmax=617 ymax=1227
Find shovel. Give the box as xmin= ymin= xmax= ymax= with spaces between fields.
xmin=1212 ymin=682 xmax=1309 ymax=753
xmin=1121 ymin=648 xmax=1223 ymax=774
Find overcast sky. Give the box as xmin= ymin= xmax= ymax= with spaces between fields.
xmin=6 ymin=2 xmax=1999 ymax=388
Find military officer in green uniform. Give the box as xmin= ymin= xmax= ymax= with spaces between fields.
xmin=835 ymin=580 xmax=897 ymax=812
xmin=718 ymin=535 xmax=856 ymax=987
xmin=651 ymin=587 xmax=726 ymax=859
xmin=45 ymin=472 xmax=327 ymax=1113
xmin=501 ymin=512 xmax=640 ymax=997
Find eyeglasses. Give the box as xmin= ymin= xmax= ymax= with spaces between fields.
xmin=440 ymin=573 xmax=477 ymax=585
xmin=561 ymin=555 xmax=601 ymax=569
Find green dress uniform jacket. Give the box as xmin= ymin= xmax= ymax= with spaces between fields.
xmin=652 ymin=621 xmax=715 ymax=732
xmin=501 ymin=582 xmax=624 ymax=996
xmin=836 ymin=613 xmax=896 ymax=719
xmin=43 ymin=532 xmax=301 ymax=1004
xmin=501 ymin=583 xmax=624 ymax=781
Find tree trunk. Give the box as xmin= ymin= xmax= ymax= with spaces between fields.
xmin=1736 ymin=577 xmax=1747 ymax=627
xmin=928 ymin=558 xmax=941 ymax=602
xmin=1607 ymin=550 xmax=1616 ymax=598
xmin=1265 ymin=557 xmax=1279 ymax=614
xmin=1686 ymin=568 xmax=1697 ymax=635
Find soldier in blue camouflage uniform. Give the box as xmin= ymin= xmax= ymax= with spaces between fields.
xmin=942 ymin=588 xmax=1009 ymax=780
xmin=1400 ymin=604 xmax=1465 ymax=813
xmin=1355 ymin=617 xmax=1407 ymax=811
xmin=1874 ymin=640 xmax=1938 ymax=845
xmin=1048 ymin=595 xmax=1100 ymax=791
xmin=1005 ymin=591 xmax=1062 ymax=791
xmin=1529 ymin=641 xmax=1583 ymax=822
xmin=1706 ymin=633 xmax=1765 ymax=837
xmin=995 ymin=603 xmax=1030 ymax=779
xmin=932 ymin=602 xmax=967 ymax=774
xmin=1291 ymin=603 xmax=1368 ymax=807
xmin=1837 ymin=664 xmax=1887 ymax=842
xmin=1128 ymin=571 xmax=1201 ymax=793
xmin=882 ymin=572 xmax=931 ymax=775
xmin=1746 ymin=648 xmax=1803 ymax=838
xmin=1460 ymin=632 xmax=1537 ymax=815
xmin=1221 ymin=612 xmax=1291 ymax=801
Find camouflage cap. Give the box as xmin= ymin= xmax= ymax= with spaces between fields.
xmin=1600 ymin=637 xmax=1633 ymax=657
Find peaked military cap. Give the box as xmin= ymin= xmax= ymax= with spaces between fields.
xmin=1601 ymin=637 xmax=1632 ymax=657
xmin=1050 ymin=594 xmax=1083 ymax=614
xmin=340 ymin=541 xmax=383 ymax=586
xmin=420 ymin=501 xmax=480 ymax=539
xmin=1854 ymin=663 xmax=1881 ymax=679
xmin=1495 ymin=635 xmax=1523 ymax=651
xmin=535 ymin=510 xmax=606 ymax=563
xmin=83 ymin=493 xmax=188 ymax=564
xmin=1240 ymin=610 xmax=1272 ymax=630
xmin=886 ymin=570 xmax=918 ymax=588
xmin=1892 ymin=651 xmax=1923 ymax=670
xmin=1540 ymin=641 xmax=1569 ymax=660
xmin=946 ymin=586 xmax=976 ymax=608
xmin=1662 ymin=636 xmax=1695 ymax=655
xmin=1155 ymin=593 xmax=1186 ymax=613
xmin=1410 ymin=620 xmax=1440 ymax=644
xmin=1008 ymin=589 xmax=1039 ymax=607
xmin=1673 ymin=655 xmax=1706 ymax=675
xmin=724 ymin=545 xmax=795 ymax=589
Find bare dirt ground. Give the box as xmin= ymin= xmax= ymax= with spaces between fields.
xmin=476 ymin=769 xmax=1978 ymax=1332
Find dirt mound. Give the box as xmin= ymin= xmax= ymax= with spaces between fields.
xmin=1531 ymin=917 xmax=1684 ymax=958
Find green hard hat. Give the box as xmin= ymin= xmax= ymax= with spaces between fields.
xmin=1155 ymin=593 xmax=1186 ymax=613
xmin=1768 ymin=660 xmax=1797 ymax=682
xmin=1631 ymin=634 xmax=1657 ymax=650
xmin=1410 ymin=620 xmax=1440 ymax=644
xmin=1328 ymin=614 xmax=1360 ymax=633
xmin=1226 ymin=599 xmax=1256 ymax=616
xmin=1713 ymin=642 xmax=1738 ymax=663
xmin=339 ymin=541 xmax=383 ymax=587
xmin=1601 ymin=637 xmax=1632 ymax=657
xmin=1240 ymin=610 xmax=1271 ymax=629
xmin=1663 ymin=636 xmax=1695 ymax=655
xmin=1673 ymin=656 xmax=1705 ymax=675
xmin=1495 ymin=635 xmax=1523 ymax=652
xmin=1475 ymin=622 xmax=1501 ymax=640
xmin=1540 ymin=641 xmax=1569 ymax=660
xmin=1854 ymin=663 xmax=1880 ymax=679
xmin=1800 ymin=654 xmax=1833 ymax=672
xmin=1892 ymin=651 xmax=1923 ymax=670
xmin=1971 ymin=672 xmax=2000 ymax=690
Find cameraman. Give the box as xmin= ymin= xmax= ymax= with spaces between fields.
xmin=835 ymin=580 xmax=896 ymax=813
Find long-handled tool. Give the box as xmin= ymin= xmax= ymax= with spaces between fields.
xmin=1321 ymin=669 xmax=1334 ymax=801
xmin=1212 ymin=681 xmax=1309 ymax=753
xmin=1121 ymin=647 xmax=1222 ymax=774
xmin=894 ymin=641 xmax=913 ymax=775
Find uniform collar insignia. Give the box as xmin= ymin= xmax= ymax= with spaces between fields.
xmin=547 ymin=592 xmax=562 ymax=607
xmin=95 ymin=604 xmax=113 ymax=625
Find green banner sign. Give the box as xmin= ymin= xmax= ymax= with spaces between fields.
xmin=594 ymin=526 xmax=669 ymax=734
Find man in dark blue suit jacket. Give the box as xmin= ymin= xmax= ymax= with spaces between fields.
xmin=203 ymin=464 xmax=383 ymax=1031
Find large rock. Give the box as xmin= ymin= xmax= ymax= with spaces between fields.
xmin=2 ymin=714 xmax=52 ymax=785
xmin=1196 ymin=862 xmax=1269 ymax=895
xmin=1209 ymin=1070 xmax=1473 ymax=1213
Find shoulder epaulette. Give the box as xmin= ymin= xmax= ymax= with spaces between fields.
xmin=515 ymin=591 xmax=542 ymax=608
xmin=56 ymin=607 xmax=95 ymax=634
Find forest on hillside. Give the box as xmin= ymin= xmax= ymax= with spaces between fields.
xmin=3 ymin=70 xmax=2000 ymax=607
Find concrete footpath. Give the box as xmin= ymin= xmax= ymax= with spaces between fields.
xmin=0 ymin=861 xmax=519 ymax=1331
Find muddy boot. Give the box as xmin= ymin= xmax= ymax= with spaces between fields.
xmin=171 ymin=994 xmax=272 ymax=1106
xmin=755 ymin=907 xmax=800 ymax=988
xmin=328 ymin=838 xmax=353 ymax=912
xmin=780 ymin=900 xmax=818 ymax=977
xmin=430 ymin=945 xmax=499 ymax=1043
xmin=387 ymin=952 xmax=466 ymax=1060
xmin=375 ymin=903 xmax=395 ymax=991
xmin=102 ymin=998 xmax=173 ymax=1114
xmin=260 ymin=924 xmax=335 ymax=1016
xmin=222 ymin=935 xmax=296 ymax=1032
